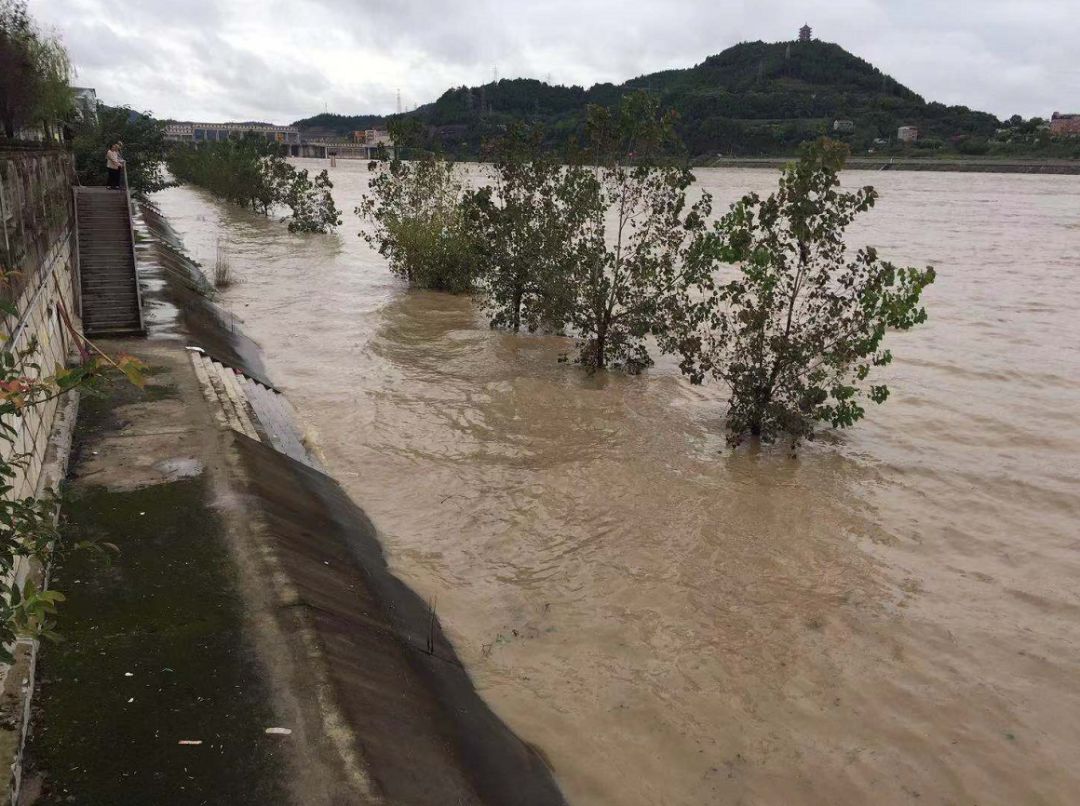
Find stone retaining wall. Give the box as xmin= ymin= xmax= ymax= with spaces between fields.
xmin=0 ymin=152 xmax=83 ymax=804
xmin=0 ymin=150 xmax=81 ymax=501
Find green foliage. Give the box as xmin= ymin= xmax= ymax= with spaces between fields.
xmin=662 ymin=138 xmax=935 ymax=444
xmin=283 ymin=167 xmax=342 ymax=233
xmin=562 ymin=92 xmax=710 ymax=372
xmin=292 ymin=112 xmax=385 ymax=138
xmin=72 ymin=104 xmax=171 ymax=196
xmin=169 ymin=137 xmax=341 ymax=233
xmin=956 ymin=137 xmax=990 ymax=156
xmin=464 ymin=125 xmax=594 ymax=332
xmin=25 ymin=28 xmax=71 ymax=140
xmin=0 ymin=0 xmax=73 ymax=140
xmin=357 ymin=155 xmax=478 ymax=292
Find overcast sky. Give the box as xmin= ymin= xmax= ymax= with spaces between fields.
xmin=31 ymin=0 xmax=1080 ymax=123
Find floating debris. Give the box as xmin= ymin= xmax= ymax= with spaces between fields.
xmin=264 ymin=727 xmax=292 ymax=736
xmin=177 ymin=740 xmax=202 ymax=746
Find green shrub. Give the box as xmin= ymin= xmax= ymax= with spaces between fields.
xmin=357 ymin=156 xmax=478 ymax=292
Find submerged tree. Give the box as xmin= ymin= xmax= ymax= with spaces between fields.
xmin=465 ymin=125 xmax=594 ymax=332
xmin=663 ymin=138 xmax=936 ymax=444
xmin=168 ymin=136 xmax=341 ymax=233
xmin=564 ymin=91 xmax=711 ymax=372
xmin=358 ymin=143 xmax=478 ymax=292
xmin=284 ymin=167 xmax=342 ymax=233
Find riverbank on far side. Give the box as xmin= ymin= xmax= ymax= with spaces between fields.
xmin=698 ymin=155 xmax=1080 ymax=173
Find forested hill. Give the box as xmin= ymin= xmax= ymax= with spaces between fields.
xmin=415 ymin=40 xmax=1000 ymax=157
xmin=292 ymin=112 xmax=386 ymax=140
xmin=297 ymin=40 xmax=1006 ymax=158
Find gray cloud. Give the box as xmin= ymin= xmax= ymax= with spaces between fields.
xmin=30 ymin=0 xmax=1080 ymax=122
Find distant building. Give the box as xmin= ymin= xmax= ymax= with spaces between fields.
xmin=898 ymin=125 xmax=919 ymax=143
xmin=165 ymin=121 xmax=301 ymax=145
xmin=1049 ymin=112 xmax=1080 ymax=136
xmin=832 ymin=119 xmax=855 ymax=134
xmin=71 ymin=87 xmax=98 ymax=124
xmin=164 ymin=123 xmax=194 ymax=142
xmin=351 ymin=129 xmax=390 ymax=145
xmin=799 ymin=24 xmax=812 ymax=42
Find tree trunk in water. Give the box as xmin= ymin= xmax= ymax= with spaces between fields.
xmin=594 ymin=325 xmax=607 ymax=370
xmin=511 ymin=289 xmax=522 ymax=333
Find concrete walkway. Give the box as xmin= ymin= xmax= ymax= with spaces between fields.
xmin=20 ymin=343 xmax=316 ymax=803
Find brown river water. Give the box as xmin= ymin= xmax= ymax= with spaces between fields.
xmin=152 ymin=161 xmax=1080 ymax=805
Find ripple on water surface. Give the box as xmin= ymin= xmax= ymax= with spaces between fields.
xmin=152 ymin=165 xmax=1080 ymax=805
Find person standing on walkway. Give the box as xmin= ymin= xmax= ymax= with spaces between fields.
xmin=105 ymin=142 xmax=125 ymax=189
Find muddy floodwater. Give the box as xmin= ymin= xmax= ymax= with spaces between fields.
xmin=152 ymin=162 xmax=1080 ymax=805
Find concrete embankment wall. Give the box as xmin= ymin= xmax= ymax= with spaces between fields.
xmin=0 ymin=150 xmax=81 ymax=501
xmin=128 ymin=201 xmax=568 ymax=804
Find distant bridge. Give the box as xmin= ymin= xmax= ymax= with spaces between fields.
xmin=293 ymin=139 xmax=394 ymax=160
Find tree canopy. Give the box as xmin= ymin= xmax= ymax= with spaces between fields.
xmin=0 ymin=0 xmax=73 ymax=140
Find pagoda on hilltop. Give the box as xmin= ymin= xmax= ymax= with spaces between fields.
xmin=799 ymin=23 xmax=812 ymax=42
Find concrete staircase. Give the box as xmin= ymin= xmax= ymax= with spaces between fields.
xmin=75 ymin=187 xmax=144 ymax=336
xmin=188 ymin=348 xmax=319 ymax=469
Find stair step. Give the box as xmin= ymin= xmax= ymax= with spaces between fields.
xmin=85 ymin=329 xmax=143 ymax=337
xmin=84 ymin=310 xmax=138 ymax=317
xmin=77 ymin=198 xmax=143 ymax=335
xmin=83 ymin=299 xmax=138 ymax=307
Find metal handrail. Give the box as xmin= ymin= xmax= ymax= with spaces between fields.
xmin=120 ymin=165 xmax=146 ymax=334
xmin=72 ymin=185 xmax=82 ymax=321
